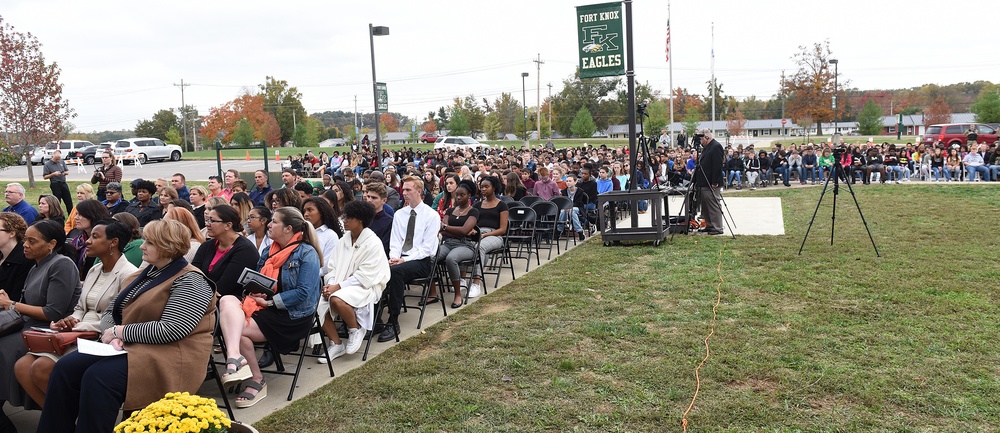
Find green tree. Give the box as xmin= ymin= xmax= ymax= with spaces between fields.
xmin=259 ymin=76 xmax=306 ymax=145
xmin=970 ymin=91 xmax=1000 ymax=124
xmin=165 ymin=126 xmax=182 ymax=144
xmin=291 ymin=123 xmax=307 ymax=147
xmin=448 ymin=109 xmax=470 ymax=136
xmin=135 ymin=109 xmax=179 ymax=140
xmin=232 ymin=118 xmax=255 ymax=146
xmin=645 ymin=100 xmax=668 ymax=134
xmin=857 ymin=99 xmax=883 ymax=135
xmin=484 ymin=113 xmax=502 ymax=140
xmin=683 ymin=106 xmax=701 ymax=138
xmin=570 ymin=107 xmax=597 ymax=138
xmin=303 ymin=117 xmax=323 ymax=147
xmin=551 ymin=73 xmax=621 ymax=137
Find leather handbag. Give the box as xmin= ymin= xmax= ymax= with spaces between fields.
xmin=0 ymin=309 xmax=24 ymax=337
xmin=22 ymin=330 xmax=100 ymax=356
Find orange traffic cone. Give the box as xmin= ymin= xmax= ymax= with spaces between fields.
xmin=275 ymin=150 xmax=280 ymax=161
xmin=245 ymin=150 xmax=250 ymax=161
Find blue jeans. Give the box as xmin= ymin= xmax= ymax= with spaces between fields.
xmin=775 ymin=166 xmax=791 ymax=185
xmin=819 ymin=166 xmax=831 ymax=181
xmin=727 ymin=170 xmax=742 ymax=185
xmin=559 ymin=208 xmax=583 ymax=232
xmin=887 ymin=166 xmax=903 ymax=181
xmin=966 ymin=165 xmax=990 ymax=181
xmin=801 ymin=166 xmax=819 ymax=182
xmin=989 ymin=165 xmax=1000 ymax=180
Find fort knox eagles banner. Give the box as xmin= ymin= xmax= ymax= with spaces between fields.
xmin=576 ymin=2 xmax=624 ymax=78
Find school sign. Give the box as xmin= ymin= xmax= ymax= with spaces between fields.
xmin=576 ymin=2 xmax=624 ymax=78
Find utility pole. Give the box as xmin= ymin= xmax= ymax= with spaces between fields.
xmin=534 ymin=54 xmax=544 ymax=140
xmin=547 ymin=83 xmax=553 ymax=139
xmin=173 ymin=79 xmax=189 ymax=151
xmin=780 ymin=70 xmax=786 ymax=140
xmin=354 ymin=95 xmax=359 ymax=136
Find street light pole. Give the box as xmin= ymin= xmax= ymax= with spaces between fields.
xmin=829 ymin=58 xmax=839 ymax=136
xmin=369 ymin=24 xmax=389 ymax=158
xmin=521 ymin=72 xmax=529 ymax=146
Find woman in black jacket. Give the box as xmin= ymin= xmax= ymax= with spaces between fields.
xmin=191 ymin=205 xmax=260 ymax=297
xmin=0 ymin=213 xmax=31 ymax=303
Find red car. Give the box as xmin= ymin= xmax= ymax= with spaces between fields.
xmin=921 ymin=123 xmax=998 ymax=147
xmin=420 ymin=133 xmax=439 ymax=143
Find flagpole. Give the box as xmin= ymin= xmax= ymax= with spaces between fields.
xmin=711 ymin=22 xmax=716 ymax=137
xmin=667 ymin=1 xmax=674 ymax=146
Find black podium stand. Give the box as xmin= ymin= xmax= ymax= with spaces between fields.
xmin=597 ymin=189 xmax=669 ymax=246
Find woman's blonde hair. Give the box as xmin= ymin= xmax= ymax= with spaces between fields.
xmin=165 ymin=206 xmax=206 ymax=242
xmin=76 ymin=183 xmax=95 ymax=199
xmin=142 ymin=219 xmax=192 ymax=261
xmin=189 ymin=185 xmax=209 ymax=200
xmin=205 ymin=196 xmax=228 ymax=211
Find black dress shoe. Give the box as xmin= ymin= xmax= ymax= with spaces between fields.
xmin=311 ymin=343 xmax=323 ymax=356
xmin=258 ymin=349 xmax=275 ymax=369
xmin=377 ymin=323 xmax=399 ymax=343
xmin=418 ymin=297 xmax=439 ymax=306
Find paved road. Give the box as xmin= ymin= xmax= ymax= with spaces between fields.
xmin=0 ymin=159 xmax=282 ymax=183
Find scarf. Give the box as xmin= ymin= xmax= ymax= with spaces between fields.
xmin=241 ymin=232 xmax=303 ymax=321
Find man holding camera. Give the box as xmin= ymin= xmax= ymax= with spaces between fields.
xmin=694 ymin=129 xmax=724 ymax=235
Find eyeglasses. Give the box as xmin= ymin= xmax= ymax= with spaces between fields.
xmin=205 ymin=218 xmax=225 ymax=225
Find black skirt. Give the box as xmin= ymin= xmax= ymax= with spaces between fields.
xmin=251 ymin=308 xmax=313 ymax=354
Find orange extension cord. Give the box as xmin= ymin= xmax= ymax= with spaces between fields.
xmin=681 ymin=249 xmax=724 ymax=432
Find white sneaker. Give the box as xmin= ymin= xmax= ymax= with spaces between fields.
xmin=317 ymin=343 xmax=345 ymax=363
xmin=345 ymin=328 xmax=364 ymax=355
xmin=468 ymin=283 xmax=482 ymax=298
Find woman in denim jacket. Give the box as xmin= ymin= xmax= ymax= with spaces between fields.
xmin=217 ymin=206 xmax=323 ymax=409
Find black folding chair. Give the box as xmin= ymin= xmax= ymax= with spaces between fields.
xmin=550 ymin=196 xmax=577 ymax=249
xmin=506 ymin=206 xmax=538 ymax=272
xmin=530 ymin=201 xmax=561 ymax=259
xmin=520 ymin=196 xmax=544 ymax=207
xmin=402 ymin=250 xmax=447 ymax=329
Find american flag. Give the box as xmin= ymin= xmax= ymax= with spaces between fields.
xmin=665 ymin=20 xmax=671 ymax=63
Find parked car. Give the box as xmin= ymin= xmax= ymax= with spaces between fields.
xmin=113 ymin=137 xmax=183 ymax=164
xmin=73 ymin=143 xmax=113 ymax=165
xmin=433 ymin=136 xmax=488 ymax=151
xmin=921 ymin=123 xmax=998 ymax=147
xmin=420 ymin=133 xmax=439 ymax=143
xmin=42 ymin=140 xmax=95 ymax=161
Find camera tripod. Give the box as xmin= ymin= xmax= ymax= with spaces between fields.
xmin=798 ymin=157 xmax=880 ymax=256
xmin=669 ymin=154 xmax=737 ymax=241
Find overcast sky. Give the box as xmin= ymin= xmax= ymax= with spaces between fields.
xmin=4 ymin=0 xmax=996 ymax=133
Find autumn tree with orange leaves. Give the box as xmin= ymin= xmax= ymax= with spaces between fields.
xmin=379 ymin=113 xmax=399 ymax=132
xmin=781 ymin=41 xmax=845 ymax=136
xmin=200 ymin=93 xmax=281 ymax=146
xmin=0 ymin=16 xmax=75 ymax=187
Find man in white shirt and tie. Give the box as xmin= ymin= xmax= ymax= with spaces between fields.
xmin=378 ymin=175 xmax=439 ymax=342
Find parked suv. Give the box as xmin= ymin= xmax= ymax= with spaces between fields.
xmin=433 ymin=136 xmax=488 ymax=151
xmin=113 ymin=138 xmax=183 ymax=164
xmin=921 ymin=123 xmax=998 ymax=147
xmin=73 ymin=143 xmax=113 ymax=165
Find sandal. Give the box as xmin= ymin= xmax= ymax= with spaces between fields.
xmin=235 ymin=379 xmax=267 ymax=408
xmin=221 ymin=356 xmax=251 ymax=386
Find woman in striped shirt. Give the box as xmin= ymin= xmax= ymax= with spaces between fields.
xmin=38 ymin=219 xmax=217 ymax=433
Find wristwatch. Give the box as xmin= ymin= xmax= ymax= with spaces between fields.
xmin=266 ymin=300 xmax=274 ymax=307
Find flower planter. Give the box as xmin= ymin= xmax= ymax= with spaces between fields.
xmin=228 ymin=422 xmax=259 ymax=433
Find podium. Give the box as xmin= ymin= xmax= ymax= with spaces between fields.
xmin=596 ymin=189 xmax=669 ymax=246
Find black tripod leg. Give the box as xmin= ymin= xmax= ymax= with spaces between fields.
xmin=839 ymin=174 xmax=882 ymax=257
xmin=798 ymin=167 xmax=836 ymax=255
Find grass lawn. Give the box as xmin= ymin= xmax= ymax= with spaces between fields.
xmin=253 ymin=184 xmax=1000 ymax=432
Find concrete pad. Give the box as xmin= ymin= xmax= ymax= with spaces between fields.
xmin=610 ymin=195 xmax=785 ymax=236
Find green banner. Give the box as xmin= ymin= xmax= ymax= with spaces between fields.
xmin=576 ymin=2 xmax=624 ymax=78
xmin=376 ymin=82 xmax=388 ymax=113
